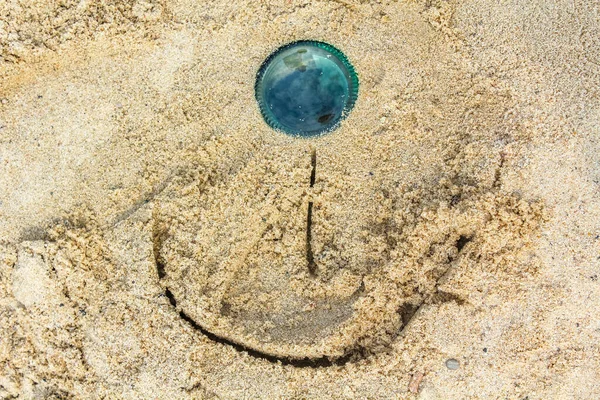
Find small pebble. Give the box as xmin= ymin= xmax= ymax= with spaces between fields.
xmin=408 ymin=371 xmax=424 ymax=394
xmin=445 ymin=358 xmax=460 ymax=370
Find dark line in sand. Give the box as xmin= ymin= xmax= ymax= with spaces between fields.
xmin=163 ymin=288 xmax=356 ymax=368
xmin=306 ymin=149 xmax=317 ymax=275
xmin=306 ymin=202 xmax=317 ymax=276
xmin=309 ymin=149 xmax=317 ymax=188
xmin=111 ymin=175 xmax=174 ymax=228
xmin=396 ymin=235 xmax=472 ymax=332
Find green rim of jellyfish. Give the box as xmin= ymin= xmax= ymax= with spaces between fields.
xmin=255 ymin=40 xmax=360 ymax=137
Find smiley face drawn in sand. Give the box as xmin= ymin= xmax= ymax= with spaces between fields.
xmin=0 ymin=7 xmax=540 ymax=368
xmin=155 ymin=153 xmax=470 ymax=362
xmin=149 ymin=40 xmax=545 ymax=363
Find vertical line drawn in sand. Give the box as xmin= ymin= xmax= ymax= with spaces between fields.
xmin=306 ymin=148 xmax=317 ymax=276
xmin=309 ymin=149 xmax=317 ymax=187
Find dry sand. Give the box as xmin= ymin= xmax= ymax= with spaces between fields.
xmin=1 ymin=0 xmax=599 ymax=398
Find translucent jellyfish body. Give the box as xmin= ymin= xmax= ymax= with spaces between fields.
xmin=255 ymin=41 xmax=359 ymax=137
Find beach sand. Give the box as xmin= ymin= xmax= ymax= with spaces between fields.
xmin=1 ymin=0 xmax=599 ymax=398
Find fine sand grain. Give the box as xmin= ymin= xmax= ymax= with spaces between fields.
xmin=1 ymin=0 xmax=599 ymax=398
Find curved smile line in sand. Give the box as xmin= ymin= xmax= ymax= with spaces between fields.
xmin=155 ymin=235 xmax=471 ymax=366
xmin=151 ymin=151 xmax=474 ymax=366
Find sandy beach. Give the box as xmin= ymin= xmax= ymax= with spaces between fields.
xmin=1 ymin=0 xmax=599 ymax=398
